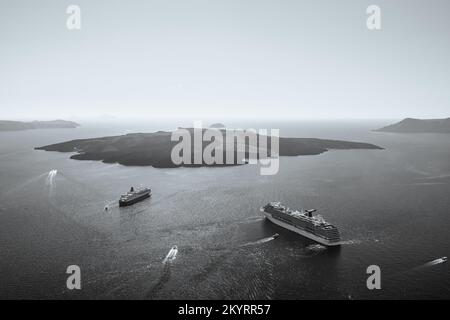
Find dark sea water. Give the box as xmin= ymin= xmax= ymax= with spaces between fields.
xmin=1 ymin=120 xmax=449 ymax=299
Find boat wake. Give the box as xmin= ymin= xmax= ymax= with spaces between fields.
xmin=392 ymin=256 xmax=449 ymax=279
xmin=104 ymin=200 xmax=119 ymax=211
xmin=304 ymin=243 xmax=327 ymax=252
xmin=340 ymin=239 xmax=362 ymax=245
xmin=45 ymin=170 xmax=58 ymax=197
xmin=417 ymin=257 xmax=447 ymax=269
xmin=239 ymin=234 xmax=279 ymax=247
xmin=411 ymin=182 xmax=445 ymax=186
xmin=292 ymin=243 xmax=328 ymax=257
xmin=45 ymin=169 xmax=58 ymax=187
xmin=146 ymin=245 xmax=178 ymax=299
xmin=239 ymin=216 xmax=266 ymax=224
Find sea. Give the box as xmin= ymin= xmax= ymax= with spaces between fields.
xmin=0 ymin=119 xmax=449 ymax=299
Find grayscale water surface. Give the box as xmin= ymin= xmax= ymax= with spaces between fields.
xmin=1 ymin=120 xmax=449 ymax=299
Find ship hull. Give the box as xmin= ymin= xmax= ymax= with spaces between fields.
xmin=119 ymin=192 xmax=151 ymax=207
xmin=261 ymin=209 xmax=341 ymax=246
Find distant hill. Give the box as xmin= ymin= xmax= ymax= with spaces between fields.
xmin=209 ymin=123 xmax=226 ymax=129
xmin=375 ymin=118 xmax=450 ymax=133
xmin=0 ymin=120 xmax=80 ymax=131
xmin=35 ymin=129 xmax=382 ymax=168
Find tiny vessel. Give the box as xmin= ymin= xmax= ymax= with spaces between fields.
xmin=261 ymin=202 xmax=341 ymax=246
xmin=119 ymin=186 xmax=151 ymax=207
xmin=273 ymin=233 xmax=280 ymax=239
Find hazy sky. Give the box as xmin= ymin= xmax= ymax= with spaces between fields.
xmin=1 ymin=0 xmax=449 ymax=120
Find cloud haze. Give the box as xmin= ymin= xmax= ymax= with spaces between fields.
xmin=1 ymin=0 xmax=449 ymax=120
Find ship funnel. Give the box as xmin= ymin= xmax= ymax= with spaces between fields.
xmin=130 ymin=187 xmax=134 ymax=192
xmin=306 ymin=209 xmax=316 ymax=217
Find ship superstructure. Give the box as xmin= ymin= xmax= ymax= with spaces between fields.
xmin=119 ymin=187 xmax=151 ymax=207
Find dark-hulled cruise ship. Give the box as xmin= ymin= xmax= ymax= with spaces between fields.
xmin=261 ymin=202 xmax=341 ymax=246
xmin=119 ymin=187 xmax=151 ymax=207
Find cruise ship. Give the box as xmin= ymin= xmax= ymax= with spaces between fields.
xmin=119 ymin=187 xmax=151 ymax=207
xmin=260 ymin=202 xmax=341 ymax=246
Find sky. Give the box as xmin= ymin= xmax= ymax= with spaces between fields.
xmin=1 ymin=0 xmax=450 ymax=121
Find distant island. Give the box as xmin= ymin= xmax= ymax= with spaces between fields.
xmin=35 ymin=129 xmax=382 ymax=168
xmin=209 ymin=123 xmax=226 ymax=129
xmin=375 ymin=118 xmax=450 ymax=133
xmin=0 ymin=120 xmax=80 ymax=131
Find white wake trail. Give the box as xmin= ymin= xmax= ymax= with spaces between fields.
xmin=421 ymin=257 xmax=447 ymax=268
xmin=45 ymin=169 xmax=58 ymax=197
xmin=45 ymin=169 xmax=58 ymax=187
xmin=402 ymin=256 xmax=449 ymax=275
xmin=240 ymin=234 xmax=279 ymax=247
xmin=340 ymin=239 xmax=362 ymax=245
xmin=1 ymin=172 xmax=49 ymax=199
xmin=304 ymin=244 xmax=327 ymax=252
